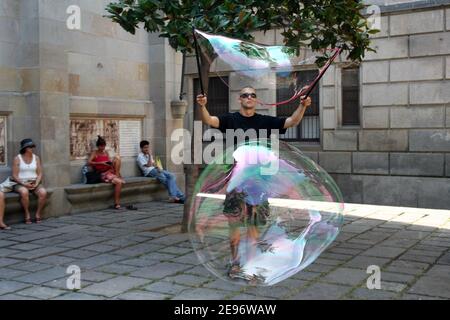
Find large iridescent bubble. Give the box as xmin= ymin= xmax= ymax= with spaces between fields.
xmin=194 ymin=29 xmax=340 ymax=107
xmin=188 ymin=140 xmax=344 ymax=286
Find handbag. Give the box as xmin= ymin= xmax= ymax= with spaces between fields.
xmin=85 ymin=171 xmax=102 ymax=184
xmin=0 ymin=176 xmax=17 ymax=193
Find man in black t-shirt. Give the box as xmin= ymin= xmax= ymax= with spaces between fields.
xmin=196 ymin=85 xmax=311 ymax=139
xmin=196 ymin=86 xmax=311 ymax=282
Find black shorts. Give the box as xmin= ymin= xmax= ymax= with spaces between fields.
xmin=223 ymin=189 xmax=270 ymax=226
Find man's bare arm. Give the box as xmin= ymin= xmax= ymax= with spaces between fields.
xmin=196 ymin=94 xmax=220 ymax=128
xmin=284 ymin=96 xmax=312 ymax=129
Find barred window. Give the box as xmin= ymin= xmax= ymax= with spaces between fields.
xmin=342 ymin=67 xmax=360 ymax=126
xmin=194 ymin=76 xmax=229 ymax=141
xmin=276 ymin=70 xmax=320 ymax=142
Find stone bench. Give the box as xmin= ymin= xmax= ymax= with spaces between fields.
xmin=4 ymin=189 xmax=54 ymax=225
xmin=64 ymin=176 xmax=168 ymax=214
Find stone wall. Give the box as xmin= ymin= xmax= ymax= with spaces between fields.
xmin=308 ymin=5 xmax=450 ymax=209
xmin=0 ymin=0 xmax=185 ymax=217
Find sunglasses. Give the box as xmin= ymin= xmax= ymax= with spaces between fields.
xmin=240 ymin=93 xmax=257 ymax=99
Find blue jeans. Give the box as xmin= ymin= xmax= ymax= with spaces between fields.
xmin=147 ymin=169 xmax=185 ymax=201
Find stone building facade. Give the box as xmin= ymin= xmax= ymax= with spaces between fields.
xmin=0 ymin=0 xmax=185 ymax=218
xmin=0 ymin=0 xmax=449 ymax=219
xmin=184 ymin=0 xmax=450 ymax=210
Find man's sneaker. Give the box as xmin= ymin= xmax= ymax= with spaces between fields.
xmin=227 ymin=263 xmax=243 ymax=279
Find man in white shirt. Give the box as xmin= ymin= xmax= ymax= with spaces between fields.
xmin=137 ymin=140 xmax=185 ymax=204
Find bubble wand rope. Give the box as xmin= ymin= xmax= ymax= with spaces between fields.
xmin=259 ymin=46 xmax=343 ymax=107
xmin=192 ymin=26 xmax=205 ymax=96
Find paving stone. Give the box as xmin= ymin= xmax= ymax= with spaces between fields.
xmin=95 ymin=264 xmax=139 ymax=275
xmin=405 ymin=249 xmax=442 ymax=257
xmin=304 ymin=263 xmax=336 ymax=273
xmin=0 ymin=294 xmax=38 ymax=300
xmin=118 ymin=256 xmax=161 ymax=268
xmin=391 ymin=230 xmax=432 ymax=240
xmin=408 ymin=275 xmax=450 ymax=299
xmin=412 ymin=244 xmax=448 ymax=253
xmin=14 ymin=266 xmax=67 ymax=285
xmin=320 ymin=253 xmax=354 ymax=261
xmin=0 ymin=240 xmax=19 ymax=248
xmin=82 ymin=276 xmax=151 ymax=298
xmin=43 ymin=277 xmax=93 ymax=290
xmin=0 ymin=281 xmax=31 ymax=295
xmin=0 ymin=258 xmax=22 ymax=268
xmin=400 ymin=254 xmax=439 ymax=264
xmin=143 ymin=281 xmax=191 ymax=295
xmin=0 ymin=248 xmax=21 ymax=257
xmin=35 ymin=255 xmax=76 ymax=265
xmin=130 ymin=262 xmax=191 ymax=279
xmin=435 ymin=251 xmax=450 ymax=265
xmin=9 ymin=261 xmax=53 ymax=272
xmin=76 ymin=254 xmax=126 ymax=269
xmin=16 ymin=286 xmax=67 ymax=299
xmin=59 ymin=249 xmax=100 ymax=259
xmin=115 ymin=290 xmax=169 ymax=300
xmin=158 ymin=246 xmax=193 ymax=255
xmin=379 ymin=272 xmax=416 ymax=284
xmin=8 ymin=243 xmax=43 ymax=251
xmin=202 ymin=279 xmax=244 ymax=292
xmin=350 ymin=288 xmax=398 ymax=300
xmin=171 ymin=253 xmax=204 ymax=265
xmin=422 ymin=264 xmax=450 ymax=278
xmin=344 ymin=256 xmax=392 ymax=270
xmin=229 ymin=294 xmax=273 ymax=300
xmin=362 ymin=246 xmax=407 ymax=259
xmin=112 ymin=243 xmax=164 ymax=257
xmin=279 ymin=279 xmax=308 ymax=290
xmin=0 ymin=268 xmax=30 ymax=279
xmin=53 ymin=292 xmax=105 ymax=300
xmin=323 ymin=267 xmax=369 ymax=286
xmin=377 ymin=238 xmax=420 ymax=248
xmin=291 ymin=271 xmax=321 ymax=281
xmin=172 ymin=288 xmax=229 ymax=300
xmin=420 ymin=239 xmax=450 ymax=248
xmin=328 ymin=247 xmax=363 ymax=256
xmin=386 ymin=260 xmax=430 ymax=271
xmin=400 ymin=294 xmax=446 ymax=300
xmin=380 ymin=281 xmax=408 ymax=293
xmin=183 ymin=266 xmax=215 ymax=278
xmin=244 ymin=285 xmax=293 ymax=299
xmin=58 ymin=237 xmax=109 ymax=249
xmin=10 ymin=246 xmax=69 ymax=260
xmin=83 ymin=244 xmax=118 ymax=253
xmin=164 ymin=274 xmax=211 ymax=287
xmin=288 ymin=282 xmax=352 ymax=300
xmin=314 ymin=257 xmax=345 ymax=266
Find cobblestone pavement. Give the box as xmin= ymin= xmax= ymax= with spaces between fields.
xmin=0 ymin=201 xmax=449 ymax=300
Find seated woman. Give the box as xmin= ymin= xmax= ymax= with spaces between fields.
xmin=88 ymin=136 xmax=125 ymax=210
xmin=0 ymin=191 xmax=11 ymax=230
xmin=12 ymin=138 xmax=48 ymax=224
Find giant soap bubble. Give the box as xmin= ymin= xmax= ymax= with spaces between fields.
xmin=188 ymin=140 xmax=344 ymax=286
xmin=194 ymin=29 xmax=341 ymax=107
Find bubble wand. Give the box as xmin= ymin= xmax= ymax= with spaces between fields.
xmin=192 ymin=26 xmax=205 ymax=96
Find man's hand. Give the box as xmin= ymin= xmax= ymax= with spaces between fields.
xmin=196 ymin=94 xmax=207 ymax=107
xmin=300 ymin=96 xmax=312 ymax=108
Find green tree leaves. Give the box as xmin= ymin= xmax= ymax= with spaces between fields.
xmin=105 ymin=0 xmax=378 ymax=61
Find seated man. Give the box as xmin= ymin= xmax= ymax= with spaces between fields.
xmin=137 ymin=140 xmax=185 ymax=204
